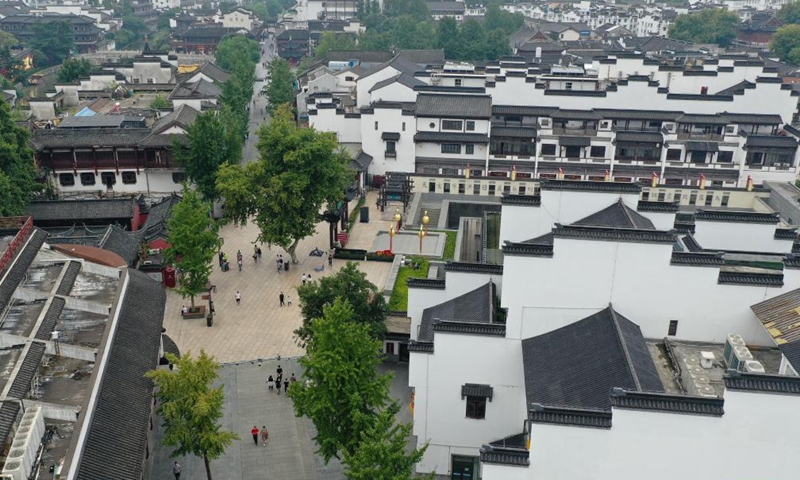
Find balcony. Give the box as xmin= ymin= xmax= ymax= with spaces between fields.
xmin=553 ymin=127 xmax=598 ymax=136
xmin=677 ymin=132 xmax=724 ymax=141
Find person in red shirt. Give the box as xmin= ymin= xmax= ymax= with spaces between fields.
xmin=251 ymin=425 xmax=259 ymax=445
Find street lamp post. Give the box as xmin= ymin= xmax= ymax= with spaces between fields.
xmin=418 ymin=225 xmax=426 ymax=253
xmin=389 ymin=226 xmax=395 ymax=253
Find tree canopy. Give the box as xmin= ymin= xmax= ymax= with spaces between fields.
xmin=288 ymin=299 xmax=393 ymax=462
xmin=216 ymin=105 xmax=351 ymax=262
xmin=146 ymin=350 xmax=238 ymax=480
xmin=0 ymin=98 xmax=39 ymax=216
xmin=296 ymin=261 xmax=387 ymax=343
xmin=778 ymin=2 xmax=800 ymax=25
xmin=57 ymin=57 xmax=92 ymax=83
xmin=669 ymin=9 xmax=738 ymax=47
xmin=0 ymin=31 xmax=18 ymax=49
xmin=30 ymin=21 xmax=73 ymax=65
xmin=215 ymin=35 xmax=260 ymax=72
xmin=165 ymin=188 xmax=221 ymax=307
xmin=265 ymin=57 xmax=294 ymax=113
xmin=174 ymin=110 xmax=240 ymax=201
xmin=772 ymin=25 xmax=800 ymax=65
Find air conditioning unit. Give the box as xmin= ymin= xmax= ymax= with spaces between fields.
xmin=724 ymin=334 xmax=745 ymax=366
xmin=744 ymin=360 xmax=765 ymax=373
xmin=700 ymin=351 xmax=715 ymax=369
xmin=730 ymin=346 xmax=753 ymax=372
xmin=696 ymin=384 xmax=717 ymax=398
xmin=1 ymin=461 xmax=25 ymax=480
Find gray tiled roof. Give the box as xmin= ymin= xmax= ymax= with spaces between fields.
xmin=30 ymin=128 xmax=151 ymax=149
xmin=0 ymin=401 xmax=20 ymax=448
xmin=151 ymin=104 xmax=200 ymax=135
xmin=415 ymin=93 xmax=492 ymax=118
xmin=169 ymin=79 xmax=221 ymax=100
xmin=480 ymin=444 xmax=529 ymax=466
xmin=744 ymin=136 xmax=798 ymax=149
xmin=528 ymin=404 xmax=612 ymax=428
xmin=98 ymin=225 xmax=142 ymax=266
xmin=724 ymin=372 xmax=800 ymax=394
xmin=718 ymin=271 xmax=784 ymax=287
xmin=723 ymin=112 xmax=782 ymax=125
xmin=461 ymin=383 xmax=493 ymax=400
xmin=593 ymin=109 xmax=683 ymax=121
xmin=492 ymin=105 xmax=558 ymax=116
xmin=677 ymin=114 xmax=729 ymax=125
xmin=349 ymin=151 xmax=373 ymax=172
xmin=7 ymin=342 xmax=46 ymax=398
xmin=418 ymin=282 xmax=496 ymax=341
xmin=141 ymin=194 xmax=181 ymax=242
xmin=671 ymin=251 xmax=724 ymax=266
xmin=573 ymin=199 xmax=655 ymax=230
xmin=369 ymin=73 xmax=424 ymax=93
xmin=610 ymin=390 xmax=724 ymax=416
xmin=685 ymin=141 xmax=719 ymax=152
xmin=553 ymin=224 xmax=676 ymax=244
xmin=491 ymin=125 xmax=536 ymax=138
xmin=74 ymin=269 xmax=166 ymax=480
xmin=444 ymin=262 xmax=503 ymax=275
xmin=540 ymin=179 xmax=641 ymax=193
xmin=0 ymin=229 xmax=48 ymax=314
xmin=27 ymin=199 xmax=135 ymax=222
xmin=695 ymin=210 xmax=779 ymax=224
xmin=35 ymin=296 xmax=65 ymax=341
xmin=521 ymin=306 xmax=664 ymax=411
xmin=779 ymin=343 xmax=800 ymax=373
xmin=55 ymin=261 xmax=81 ymax=296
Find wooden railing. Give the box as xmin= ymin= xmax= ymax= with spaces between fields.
xmin=0 ymin=216 xmax=33 ymax=277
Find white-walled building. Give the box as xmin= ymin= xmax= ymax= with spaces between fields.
xmin=219 ymin=7 xmax=260 ymax=31
xmin=309 ymin=53 xmax=800 ymax=185
xmin=407 ymin=179 xmax=800 ymax=479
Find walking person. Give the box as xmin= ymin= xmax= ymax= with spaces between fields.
xmin=301 ymin=273 xmax=307 ymax=285
xmin=286 ymin=295 xmax=292 ymax=306
xmin=173 ymin=461 xmax=181 ymax=480
xmin=277 ymin=365 xmax=283 ymax=379
xmin=218 ymin=251 xmax=224 ymax=267
xmin=237 ymin=257 xmax=243 ymax=271
xmin=328 ymin=252 xmax=333 ymax=267
xmin=307 ymin=273 xmax=312 ymax=283
xmin=267 ymin=375 xmax=274 ymax=391
xmin=260 ymin=426 xmax=269 ymax=446
xmin=257 ymin=246 xmax=262 ymax=259
xmin=251 ymin=425 xmax=259 ymax=445
xmin=236 ymin=291 xmax=241 ymax=305
xmin=275 ymin=379 xmax=282 ymax=394
xmin=283 ymin=378 xmax=289 ymax=393
xmin=279 ymin=291 xmax=285 ymax=307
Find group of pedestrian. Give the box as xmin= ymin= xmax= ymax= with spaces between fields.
xmin=218 ymin=251 xmax=230 ymax=272
xmin=279 ymin=291 xmax=292 ymax=307
xmin=266 ymin=365 xmax=297 ymax=395
xmin=276 ymin=254 xmax=285 ymax=272
xmin=251 ymin=425 xmax=269 ymax=446
xmin=300 ymin=273 xmax=313 ymax=285
xmin=253 ymin=244 xmax=262 ymax=262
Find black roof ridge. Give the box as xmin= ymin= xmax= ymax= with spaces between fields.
xmin=774 ymin=228 xmax=798 ymax=240
xmin=500 ymin=194 xmax=541 ymax=206
xmin=540 ymin=179 xmax=641 ymax=193
xmin=407 ymin=341 xmax=434 ymax=353
xmin=528 ymin=404 xmax=612 ymax=429
xmin=445 ymin=262 xmax=503 ymax=274
xmin=695 ymin=209 xmax=780 ymax=224
xmin=608 ymin=306 xmax=642 ymax=392
xmin=637 ymin=200 xmax=679 ymax=212
xmin=670 ymin=251 xmax=725 ymax=267
xmin=55 ymin=261 xmax=81 ymax=296
xmin=479 ymin=444 xmax=530 ymax=467
xmin=432 ymin=321 xmax=506 ymax=336
xmin=783 ymin=255 xmax=800 ymax=269
xmin=718 ymin=271 xmax=784 ymax=287
xmin=610 ymin=389 xmax=724 ymax=416
xmin=502 ymin=241 xmax=554 ymax=257
xmin=407 ymin=278 xmax=446 ymax=289
xmin=724 ymin=371 xmax=800 ymax=394
xmin=553 ymin=224 xmax=677 ymax=244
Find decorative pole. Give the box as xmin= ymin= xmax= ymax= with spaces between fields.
xmin=418 ymin=225 xmax=426 ymax=253
xmin=394 ymin=208 xmax=402 ymax=231
xmin=389 ymin=226 xmax=395 ymax=253
xmin=422 ymin=210 xmax=430 ymax=233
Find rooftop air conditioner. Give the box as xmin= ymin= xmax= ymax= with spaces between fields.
xmin=730 ymin=346 xmax=753 ymax=372
xmin=744 ymin=360 xmax=765 ymax=373
xmin=724 ymin=334 xmax=745 ymax=366
xmin=700 ymin=351 xmax=715 ymax=369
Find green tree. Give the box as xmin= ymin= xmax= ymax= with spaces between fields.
xmin=778 ymin=2 xmax=800 ymax=25
xmin=459 ymin=19 xmax=487 ymax=60
xmin=0 ymin=98 xmax=39 ymax=216
xmin=215 ymin=105 xmax=351 ymax=263
xmin=288 ymin=299 xmax=392 ymax=462
xmin=30 ymin=21 xmax=73 ymax=65
xmin=772 ymin=24 xmax=800 ymax=65
xmin=116 ymin=15 xmax=148 ymax=49
xmin=165 ymin=188 xmax=222 ymax=307
xmin=342 ymin=402 xmax=428 ymax=480
xmin=146 ymin=350 xmax=238 ymax=480
xmin=265 ymin=57 xmax=295 ymax=113
xmin=150 ymin=94 xmax=171 ymax=109
xmin=57 ymin=57 xmax=92 ymax=83
xmin=0 ymin=46 xmax=22 ymax=82
xmin=0 ymin=31 xmax=18 ymax=49
xmin=215 ymin=35 xmax=260 ymax=72
xmin=484 ymin=4 xmax=524 ymax=34
xmin=437 ymin=17 xmax=460 ymax=59
xmin=296 ymin=262 xmax=387 ymax=342
xmin=485 ymin=29 xmax=511 ymax=60
xmin=314 ymin=32 xmax=357 ymax=59
xmin=669 ymin=9 xmax=738 ymax=46
xmin=383 ymin=0 xmax=428 ymax=20
xmin=175 ymin=110 xmax=238 ymax=201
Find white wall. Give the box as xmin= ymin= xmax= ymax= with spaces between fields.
xmin=498 ymin=190 xmax=640 ymax=244
xmin=693 ymin=221 xmax=791 ymax=254
xmin=171 ymin=98 xmax=204 ymax=111
xmin=310 ymin=108 xmax=362 ymax=144
xmin=637 ymin=210 xmax=676 ymax=231
xmin=410 ymin=334 xmax=527 ymax=475
xmin=54 ymin=168 xmax=184 ymax=195
xmin=370 ymin=82 xmax=417 ymax=104
xmin=356 ymin=67 xmax=401 ymax=107
xmin=502 ymin=238 xmax=799 ymax=345
xmin=361 ymin=108 xmax=415 ymax=175
xmin=486 ymin=389 xmax=800 ymax=480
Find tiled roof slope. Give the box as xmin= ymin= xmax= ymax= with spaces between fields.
xmin=521 ymin=306 xmax=663 ymax=411
xmin=573 ymin=199 xmax=655 ymax=229
xmin=0 ymin=229 xmax=48 ymax=314
xmin=55 ymin=261 xmax=81 ymax=296
xmin=74 ymin=269 xmax=165 ymax=480
xmin=7 ymin=342 xmax=46 ymax=398
xmin=36 ymin=296 xmax=65 ymax=341
xmin=418 ymin=282 xmax=496 ymax=341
